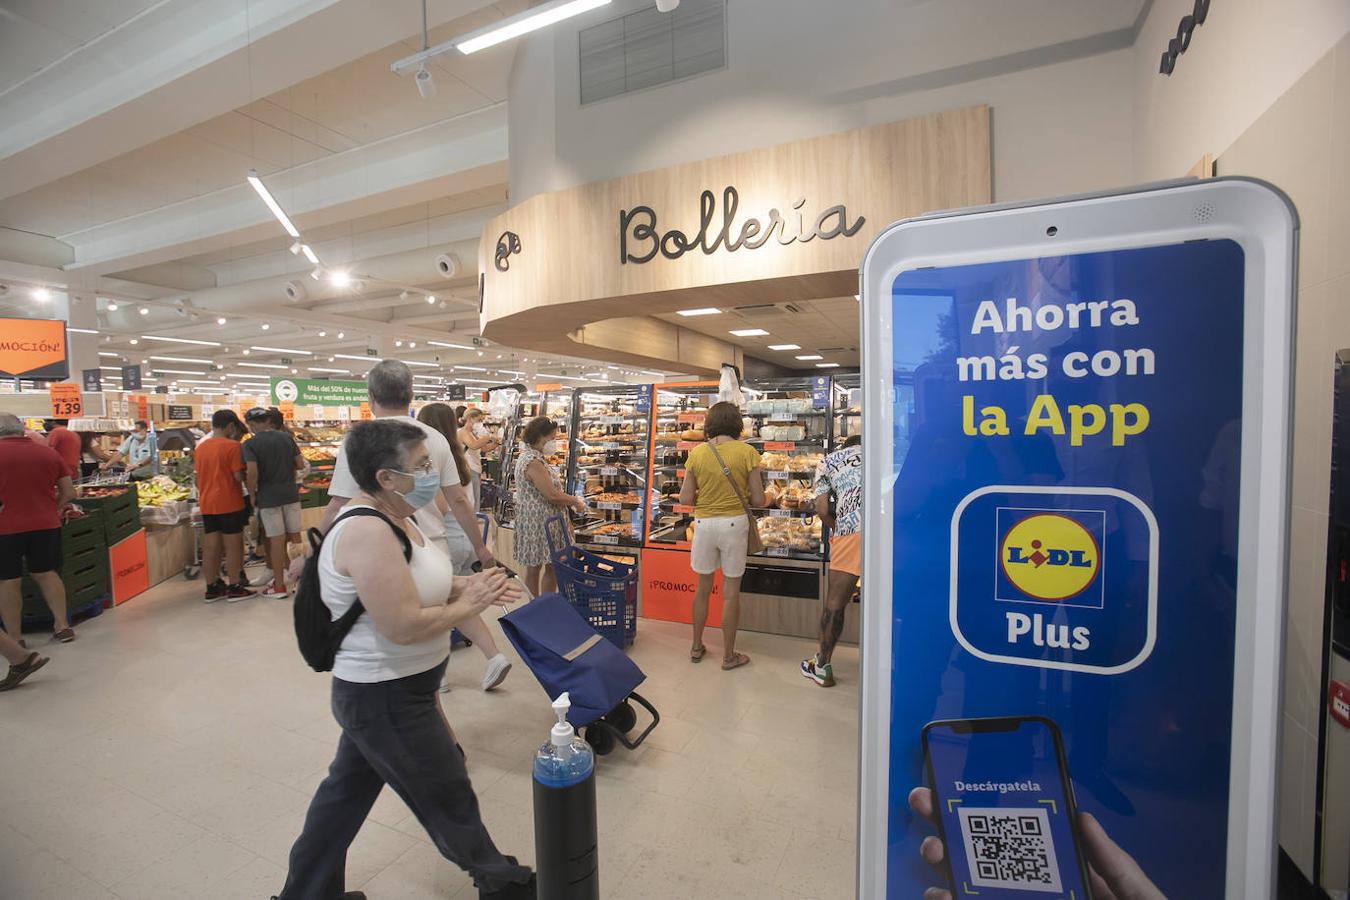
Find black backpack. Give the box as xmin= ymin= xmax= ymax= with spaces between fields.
xmin=294 ymin=507 xmax=412 ymax=672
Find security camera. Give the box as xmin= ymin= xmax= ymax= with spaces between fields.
xmin=284 ymin=280 xmax=307 ymax=302
xmin=655 ymin=0 xmax=680 ymax=10
xmin=435 ymin=253 xmax=459 ymax=278
xmin=415 ymin=66 xmax=436 ymax=100
xmin=0 ymin=283 xmax=8 ymax=296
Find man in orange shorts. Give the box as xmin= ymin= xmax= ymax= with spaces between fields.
xmin=803 ymin=435 xmax=862 ymax=687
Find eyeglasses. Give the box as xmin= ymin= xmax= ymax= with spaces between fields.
xmin=385 ymin=460 xmax=435 ymax=476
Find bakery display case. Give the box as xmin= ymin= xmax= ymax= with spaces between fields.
xmin=829 ymin=372 xmax=862 ymax=449
xmin=742 ymin=375 xmax=831 ymax=562
xmin=644 ymin=380 xmax=720 ymax=550
xmin=567 ymin=384 xmax=652 ymax=549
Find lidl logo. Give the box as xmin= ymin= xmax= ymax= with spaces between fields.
xmin=995 ymin=508 xmax=1105 ymax=609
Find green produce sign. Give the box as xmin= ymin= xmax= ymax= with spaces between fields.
xmin=270 ymin=377 xmax=368 ymax=406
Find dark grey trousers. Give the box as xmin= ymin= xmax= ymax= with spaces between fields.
xmin=278 ymin=660 xmax=532 ymax=899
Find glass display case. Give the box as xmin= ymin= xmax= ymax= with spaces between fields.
xmin=742 ymin=376 xmax=830 ymax=561
xmin=643 ymin=380 xmax=720 ymax=550
xmin=485 ymin=384 xmax=527 ymax=526
xmin=830 ymin=372 xmax=862 ymax=449
xmin=566 ymin=384 xmax=652 ymax=549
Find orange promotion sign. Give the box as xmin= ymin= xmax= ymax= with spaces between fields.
xmin=535 ymin=382 xmax=563 ymax=392
xmin=109 ymin=529 xmax=149 ymax=606
xmin=0 ymin=318 xmax=68 ymax=379
xmin=639 ymin=547 xmax=725 ymax=626
xmin=132 ymin=395 xmax=149 ymax=420
xmin=279 ymin=400 xmax=295 ymax=422
xmin=359 ymin=402 xmax=373 ymax=420
xmin=48 ymin=383 xmax=82 ymax=417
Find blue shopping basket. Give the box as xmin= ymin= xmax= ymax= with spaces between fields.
xmin=544 ymin=516 xmax=637 ymax=649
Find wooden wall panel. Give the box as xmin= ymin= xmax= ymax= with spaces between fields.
xmin=480 ymin=105 xmax=991 ymax=373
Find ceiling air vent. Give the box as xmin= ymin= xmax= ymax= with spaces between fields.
xmin=579 ymin=0 xmax=727 ymax=105
xmin=732 ymin=303 xmax=803 ymax=316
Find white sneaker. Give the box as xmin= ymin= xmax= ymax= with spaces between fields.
xmin=439 ymin=673 xmax=452 ymax=694
xmin=481 ymin=654 xmax=512 ymax=692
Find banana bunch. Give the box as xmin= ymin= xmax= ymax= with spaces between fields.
xmin=136 ymin=475 xmax=191 ymax=507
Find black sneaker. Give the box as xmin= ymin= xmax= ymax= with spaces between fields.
xmin=225 ymin=583 xmax=256 ymax=602
xmin=204 ymin=581 xmax=226 ymax=603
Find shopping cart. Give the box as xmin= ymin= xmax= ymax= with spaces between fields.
xmin=500 ymin=591 xmax=657 ymax=756
xmin=543 ymin=516 xmax=637 ymax=649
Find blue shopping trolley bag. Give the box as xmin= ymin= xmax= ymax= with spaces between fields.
xmin=500 ymin=593 xmax=659 ymax=755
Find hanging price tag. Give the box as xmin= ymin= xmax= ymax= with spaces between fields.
xmin=279 ymin=401 xmax=295 ymax=422
xmin=359 ymin=402 xmax=373 ymax=421
xmin=48 ymin=383 xmax=82 ymax=417
xmin=337 ymin=405 xmax=351 ymax=421
xmin=763 ymin=441 xmax=796 ymax=450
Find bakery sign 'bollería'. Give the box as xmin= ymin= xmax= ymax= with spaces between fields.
xmin=618 ymin=186 xmax=865 ymax=265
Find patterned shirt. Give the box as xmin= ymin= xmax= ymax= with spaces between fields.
xmin=814 ymin=445 xmax=862 ymax=536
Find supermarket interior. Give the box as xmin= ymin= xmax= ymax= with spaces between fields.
xmin=0 ymin=1 xmax=1349 ymax=898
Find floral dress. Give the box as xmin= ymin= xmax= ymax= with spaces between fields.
xmin=513 ymin=446 xmax=570 ymax=566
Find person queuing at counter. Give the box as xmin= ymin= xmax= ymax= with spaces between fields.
xmin=679 ymin=401 xmax=765 ymax=672
xmin=103 ymin=419 xmax=157 ymax=480
xmin=417 ymin=402 xmax=514 ymax=693
xmin=0 ymin=412 xmax=77 ymax=645
xmin=0 ymin=626 xmax=50 ymax=691
xmin=42 ymin=419 xmax=80 ymax=479
xmin=78 ymin=431 xmax=112 ymax=479
xmin=244 ymin=408 xmax=306 ymax=599
xmin=272 ymin=419 xmax=535 ymax=900
xmin=512 ymin=417 xmax=585 ymax=597
xmin=194 ymin=410 xmax=256 ymax=603
xmin=459 ymin=407 xmax=500 ymax=510
xmin=802 ymin=434 xmax=863 ymax=687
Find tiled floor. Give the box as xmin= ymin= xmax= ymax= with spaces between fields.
xmin=0 ymin=572 xmax=859 ymax=899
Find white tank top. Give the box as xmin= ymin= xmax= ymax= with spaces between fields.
xmin=320 ymin=505 xmax=454 ymax=683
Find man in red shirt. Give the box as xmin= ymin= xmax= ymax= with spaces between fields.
xmin=44 ymin=419 xmax=80 ymax=479
xmin=193 ymin=410 xmax=255 ymax=602
xmin=0 ymin=412 xmax=76 ymax=644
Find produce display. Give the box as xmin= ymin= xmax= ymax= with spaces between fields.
xmin=78 ymin=486 xmax=132 ymax=500
xmin=136 ymin=475 xmax=190 ymax=507
xmin=300 ymin=445 xmax=338 ymax=463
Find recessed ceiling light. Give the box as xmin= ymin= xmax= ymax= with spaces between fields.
xmin=408 ymin=342 xmax=416 ymax=349
xmin=252 ymin=346 xmax=312 ymax=356
xmin=395 ymin=340 xmax=403 ymax=347
xmin=129 ymin=339 xmax=139 ymax=345
xmin=261 ymin=323 xmax=270 ymax=330
xmin=138 ymin=307 xmax=150 ymax=315
xmin=730 ymin=328 xmax=769 ymax=337
xmin=32 ymin=287 xmax=52 ymax=301
xmin=216 ymin=317 xmax=227 ymax=325
xmin=815 ymin=362 xmax=840 ymax=368
xmin=676 ymin=307 xmax=721 ymax=317
xmin=329 ymin=270 xmax=351 ymax=288
xmin=317 ymin=330 xmax=327 ymax=337
xmin=426 ymin=294 xmax=437 ymax=305
xmin=768 ymin=344 xmax=801 ymax=351
xmin=796 ymin=354 xmax=823 ymax=360
xmin=337 ymin=332 xmax=345 ymax=339
xmin=106 ymin=301 xmax=119 ymax=311
xmin=237 ymin=362 xmax=289 ymax=370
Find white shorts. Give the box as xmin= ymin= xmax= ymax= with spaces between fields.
xmin=259 ymin=502 xmax=302 ymax=538
xmin=690 ymin=515 xmax=750 ymax=578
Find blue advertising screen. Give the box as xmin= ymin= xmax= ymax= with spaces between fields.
xmin=887 ymin=240 xmax=1245 ymax=898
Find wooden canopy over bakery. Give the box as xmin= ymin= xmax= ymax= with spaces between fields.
xmin=478 ymin=105 xmax=992 ymax=376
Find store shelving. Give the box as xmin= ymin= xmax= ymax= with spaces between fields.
xmin=643 ymin=380 xmax=719 ymax=551
xmin=566 ymin=384 xmax=652 ymax=549
xmin=484 ymin=384 xmax=527 ymax=526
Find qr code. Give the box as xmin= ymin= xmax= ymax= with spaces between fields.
xmin=956 ymin=806 xmax=1063 ymax=893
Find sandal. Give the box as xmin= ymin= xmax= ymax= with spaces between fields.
xmin=721 ymin=652 xmax=751 ymax=671
xmin=690 ymin=645 xmax=707 ymax=663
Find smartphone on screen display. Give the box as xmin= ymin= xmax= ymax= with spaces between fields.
xmin=921 ymin=716 xmax=1092 ymax=899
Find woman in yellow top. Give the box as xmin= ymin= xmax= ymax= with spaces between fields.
xmin=678 ymin=401 xmax=766 ymax=671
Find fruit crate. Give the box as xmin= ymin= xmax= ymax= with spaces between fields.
xmin=75 ymin=487 xmax=139 ymax=545
xmin=61 ymin=510 xmax=107 ymax=556
xmin=22 ymin=554 xmax=109 ymax=614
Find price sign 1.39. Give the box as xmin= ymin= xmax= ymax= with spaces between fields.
xmin=48 ymin=383 xmax=82 ymax=417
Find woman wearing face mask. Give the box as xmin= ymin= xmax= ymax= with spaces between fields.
xmin=275 ymin=420 xmax=535 ymax=900
xmin=512 ymin=417 xmax=585 ymax=597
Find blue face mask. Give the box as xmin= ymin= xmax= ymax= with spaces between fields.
xmin=390 ymin=469 xmax=439 ymax=510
